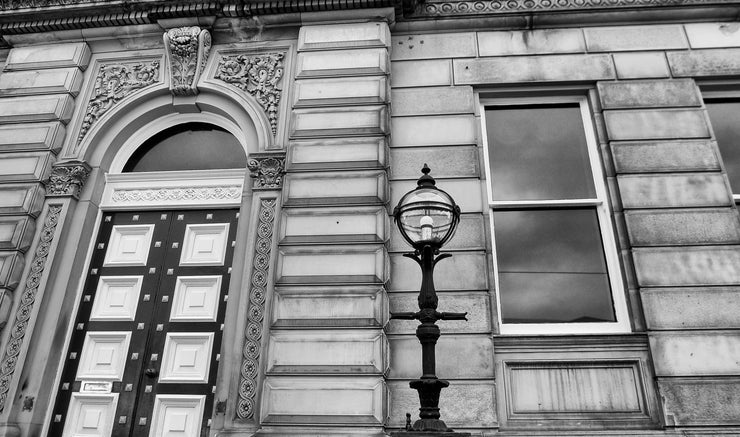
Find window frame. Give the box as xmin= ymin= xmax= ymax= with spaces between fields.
xmin=702 ymin=89 xmax=740 ymax=204
xmin=480 ymin=95 xmax=630 ymax=335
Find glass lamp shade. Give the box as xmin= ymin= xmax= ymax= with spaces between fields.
xmin=395 ymin=166 xmax=460 ymax=249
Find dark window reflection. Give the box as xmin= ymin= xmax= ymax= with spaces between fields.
xmin=123 ymin=123 xmax=247 ymax=172
xmin=486 ymin=105 xmax=596 ymax=201
xmin=494 ymin=209 xmax=615 ymax=323
xmin=706 ymin=100 xmax=740 ymax=193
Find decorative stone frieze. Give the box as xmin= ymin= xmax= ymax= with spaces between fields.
xmin=214 ymin=52 xmax=284 ymax=136
xmin=163 ymin=26 xmax=211 ymax=96
xmin=76 ymin=59 xmax=160 ymax=145
xmin=110 ymin=185 xmax=242 ymax=203
xmin=44 ymin=161 xmax=91 ymax=199
xmin=248 ymin=153 xmax=286 ymax=190
xmin=237 ymin=198 xmax=276 ymax=420
xmin=0 ymin=204 xmax=63 ymax=412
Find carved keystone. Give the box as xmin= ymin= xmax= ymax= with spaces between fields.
xmin=163 ymin=26 xmax=212 ymax=96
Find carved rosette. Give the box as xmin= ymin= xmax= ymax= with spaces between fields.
xmin=77 ymin=60 xmax=160 ymax=145
xmin=44 ymin=161 xmax=91 ymax=199
xmin=163 ymin=26 xmax=211 ymax=96
xmin=0 ymin=204 xmax=63 ymax=412
xmin=247 ymin=153 xmax=286 ymax=190
xmin=214 ymin=52 xmax=285 ymax=136
xmin=236 ymin=198 xmax=276 ymax=420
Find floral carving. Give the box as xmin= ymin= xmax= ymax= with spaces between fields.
xmin=0 ymin=205 xmax=63 ymax=412
xmin=237 ymin=198 xmax=276 ymax=420
xmin=214 ymin=52 xmax=284 ymax=136
xmin=163 ymin=26 xmax=211 ymax=96
xmin=111 ymin=186 xmax=242 ymax=203
xmin=44 ymin=161 xmax=91 ymax=199
xmin=77 ymin=60 xmax=160 ymax=144
xmin=248 ymin=153 xmax=285 ymax=190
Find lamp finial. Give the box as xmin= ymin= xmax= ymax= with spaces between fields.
xmin=418 ymin=164 xmax=436 ymax=187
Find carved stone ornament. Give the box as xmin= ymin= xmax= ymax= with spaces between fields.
xmin=247 ymin=153 xmax=285 ymax=190
xmin=0 ymin=204 xmax=63 ymax=412
xmin=77 ymin=60 xmax=160 ymax=145
xmin=214 ymin=52 xmax=284 ymax=136
xmin=163 ymin=26 xmax=211 ymax=96
xmin=44 ymin=161 xmax=91 ymax=199
xmin=236 ymin=198 xmax=276 ymax=420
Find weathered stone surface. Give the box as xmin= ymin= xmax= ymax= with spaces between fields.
xmin=280 ymin=206 xmax=388 ymax=244
xmin=659 ymin=378 xmax=740 ymax=426
xmin=389 ymin=335 xmax=493 ymax=378
xmin=598 ymin=79 xmax=701 ymax=109
xmin=390 ymin=213 xmax=486 ymax=251
xmin=642 ymin=287 xmax=740 ymax=330
xmin=0 ymin=151 xmax=54 ymax=183
xmin=276 ymin=245 xmax=387 ymax=285
xmin=0 ymin=252 xmax=23 ymax=293
xmin=288 ymin=137 xmax=387 ymax=170
xmin=611 ymin=140 xmax=720 ymax=173
xmin=387 ymin=291 xmax=490 ymax=334
xmin=298 ymin=22 xmax=390 ymax=51
xmin=625 ymin=208 xmax=740 ymax=246
xmin=5 ymin=43 xmax=91 ymax=71
xmin=667 ymin=48 xmax=740 ymax=77
xmin=272 ymin=286 xmax=386 ymax=328
xmin=604 ymin=109 xmax=710 ymax=141
xmin=390 ymin=179 xmax=483 ymax=213
xmin=391 ymin=86 xmax=474 ymax=116
xmin=0 ymin=94 xmax=74 ymax=124
xmin=389 ymin=251 xmax=488 ymax=291
xmin=291 ymin=106 xmax=387 ymax=138
xmin=387 ymin=380 xmax=496 ymax=428
xmin=391 ymin=32 xmax=477 ymax=60
xmin=633 ymin=246 xmax=740 ymax=286
xmin=584 ymin=25 xmax=688 ymax=52
xmin=391 ymin=115 xmax=477 ymax=147
xmin=684 ymin=22 xmax=740 ymax=49
xmin=0 ymin=216 xmax=33 ymax=251
xmin=477 ymin=29 xmax=585 ymax=56
xmin=613 ymin=52 xmax=670 ymax=79
xmin=391 ymin=59 xmax=452 ymax=88
xmin=0 ymin=67 xmax=83 ymax=97
xmin=389 ymin=145 xmax=479 ymax=179
xmin=0 ymin=183 xmax=44 ymax=216
xmin=294 ymin=76 xmax=387 ymax=107
xmin=650 ymin=332 xmax=740 ymax=376
xmin=284 ymin=171 xmax=387 ymax=206
xmin=296 ymin=48 xmax=389 ymax=78
xmin=618 ymin=173 xmax=731 ymax=209
xmin=454 ymin=54 xmax=615 ymax=84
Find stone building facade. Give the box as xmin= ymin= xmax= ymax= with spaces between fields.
xmin=0 ymin=1 xmax=739 ymax=436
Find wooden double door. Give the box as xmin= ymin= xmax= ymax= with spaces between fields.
xmin=49 ymin=209 xmax=239 ymax=437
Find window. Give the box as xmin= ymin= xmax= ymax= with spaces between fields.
xmin=481 ymin=96 xmax=629 ymax=334
xmin=704 ymin=97 xmax=740 ymax=203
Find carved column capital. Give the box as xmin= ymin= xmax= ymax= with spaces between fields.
xmin=247 ymin=153 xmax=286 ymax=190
xmin=163 ymin=26 xmax=211 ymax=96
xmin=44 ymin=161 xmax=91 ymax=199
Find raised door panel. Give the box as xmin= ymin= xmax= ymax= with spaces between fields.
xmin=62 ymin=393 xmax=119 ymax=437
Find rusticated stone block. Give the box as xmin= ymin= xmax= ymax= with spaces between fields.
xmin=291 ymin=106 xmax=388 ymax=138
xmin=0 ymin=67 xmax=83 ymax=97
xmin=454 ymin=54 xmax=614 ymax=84
xmin=391 ymin=86 xmax=474 ymax=116
xmin=391 ymin=114 xmax=477 ymax=147
xmin=584 ymin=25 xmax=687 ymax=52
xmin=298 ymin=22 xmax=390 ymax=51
xmin=625 ymin=208 xmax=740 ymax=246
xmin=598 ymin=79 xmax=701 ymax=109
xmin=279 ymin=206 xmax=388 ymax=245
xmin=387 ymin=291 xmax=490 ymax=334
xmin=389 ymin=145 xmax=479 ymax=180
xmin=389 ymin=335 xmax=493 ymax=378
xmin=684 ymin=23 xmax=740 ymax=49
xmin=650 ymin=332 xmax=740 ymax=376
xmin=642 ymin=287 xmax=740 ymax=330
xmin=633 ymin=246 xmax=740 ymax=287
xmin=387 ymin=380 xmax=496 ymax=428
xmin=604 ymin=109 xmax=710 ymax=140
xmin=294 ymin=76 xmax=387 ymax=107
xmin=284 ymin=170 xmax=387 ymax=206
xmin=0 ymin=94 xmax=74 ymax=124
xmin=389 ymin=251 xmax=488 ymax=291
xmin=0 ymin=251 xmax=24 ymax=290
xmin=391 ymin=32 xmax=477 ymax=60
xmin=276 ymin=245 xmax=387 ymax=285
xmin=271 ymin=286 xmax=386 ymax=328
xmin=613 ymin=52 xmax=670 ymax=79
xmin=618 ymin=173 xmax=732 ymax=209
xmin=477 ymin=29 xmax=585 ymax=56
xmin=287 ymin=137 xmax=387 ymax=171
xmin=5 ymin=43 xmax=90 ymax=71
xmin=296 ymin=48 xmax=388 ymax=78
xmin=0 ymin=183 xmax=44 ymax=217
xmin=391 ymin=59 xmax=452 ymax=88
xmin=390 ymin=213 xmax=486 ymax=251
xmin=611 ymin=140 xmax=720 ymax=173
xmin=667 ymin=48 xmax=740 ymax=77
xmin=0 ymin=216 xmax=34 ymax=251
xmin=0 ymin=151 xmax=55 ymax=183
xmin=659 ymin=377 xmax=740 ymax=426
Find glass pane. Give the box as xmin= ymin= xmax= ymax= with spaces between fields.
xmin=494 ymin=208 xmax=615 ymax=323
xmin=706 ymin=100 xmax=740 ymax=193
xmin=123 ymin=123 xmax=246 ymax=172
xmin=486 ymin=104 xmax=596 ymax=201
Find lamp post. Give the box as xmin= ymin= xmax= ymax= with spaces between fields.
xmin=390 ymin=165 xmax=470 ymax=436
